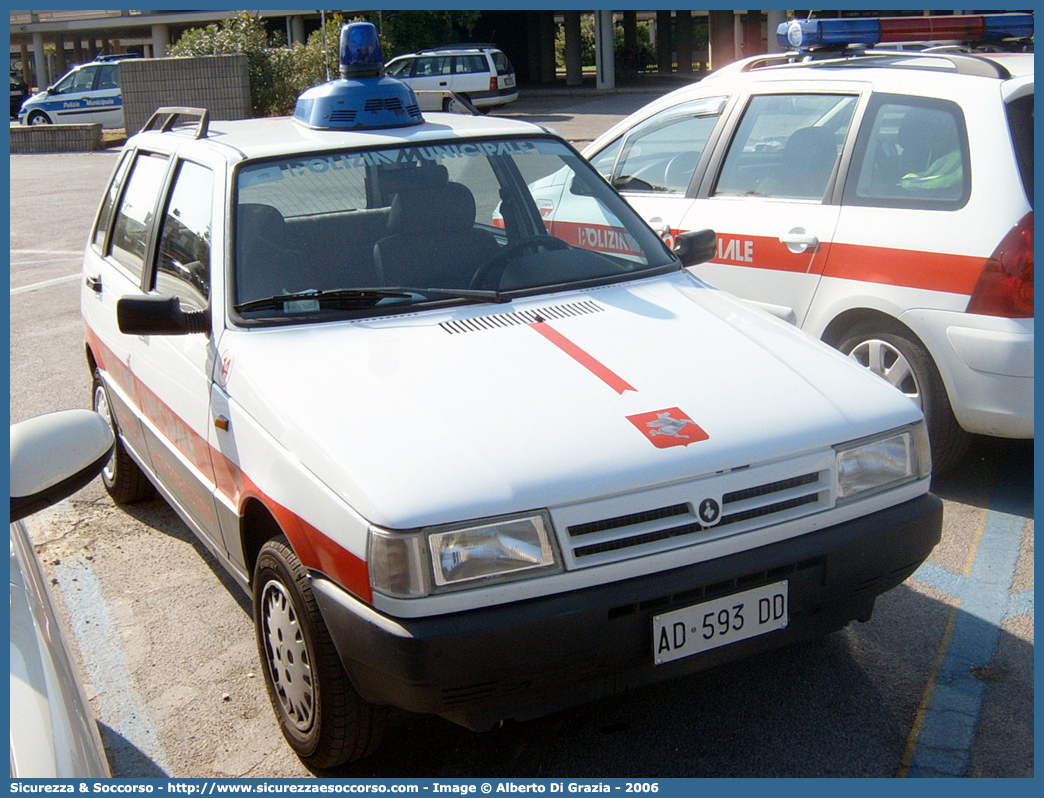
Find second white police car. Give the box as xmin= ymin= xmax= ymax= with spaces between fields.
xmin=81 ymin=23 xmax=942 ymax=767
xmin=18 ymin=54 xmax=130 ymax=128
xmin=575 ymin=13 xmax=1034 ymax=472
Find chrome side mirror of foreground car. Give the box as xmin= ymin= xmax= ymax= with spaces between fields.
xmin=10 ymin=410 xmax=115 ymax=523
xmin=674 ymin=228 xmax=718 ymax=267
xmin=117 ymin=294 xmax=210 ymax=336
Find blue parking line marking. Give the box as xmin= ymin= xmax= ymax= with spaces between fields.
xmin=55 ymin=557 xmax=171 ymax=776
xmin=901 ymin=461 xmax=1032 ymax=777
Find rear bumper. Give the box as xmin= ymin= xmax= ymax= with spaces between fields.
xmin=904 ymin=309 xmax=1033 ymax=438
xmin=312 ymin=493 xmax=942 ymax=731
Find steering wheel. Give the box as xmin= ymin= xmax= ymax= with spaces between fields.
xmin=470 ymin=235 xmax=570 ymax=290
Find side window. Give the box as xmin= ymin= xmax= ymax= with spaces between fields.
xmin=846 ymin=97 xmax=970 ymax=208
xmin=385 ymin=59 xmax=411 ymax=78
xmin=714 ymin=93 xmax=856 ymax=201
xmin=97 ymin=64 xmax=119 ymax=90
xmin=588 ymin=138 xmax=623 ymax=179
xmin=109 ymin=152 xmax=170 ymax=280
xmin=92 ymin=151 xmax=133 ymax=249
xmin=70 ymin=66 xmax=97 ymax=92
xmin=454 ymin=55 xmax=486 ymax=74
xmin=610 ymin=96 xmax=727 ymax=194
xmin=154 ymin=161 xmax=215 ymax=311
xmin=413 ymin=57 xmax=448 ymax=77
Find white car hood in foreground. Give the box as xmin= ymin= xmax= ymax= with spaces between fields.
xmin=225 ymin=272 xmax=922 ymax=529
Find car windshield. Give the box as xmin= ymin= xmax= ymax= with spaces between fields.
xmin=232 ymin=135 xmax=675 ymax=322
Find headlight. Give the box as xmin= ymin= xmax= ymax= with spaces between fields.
xmin=369 ymin=511 xmax=561 ymax=598
xmin=835 ymin=422 xmax=931 ymax=501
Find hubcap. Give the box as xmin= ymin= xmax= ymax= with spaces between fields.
xmin=260 ymin=579 xmax=314 ymax=732
xmin=93 ymin=385 xmax=118 ymax=484
xmin=847 ymin=339 xmax=922 ymax=409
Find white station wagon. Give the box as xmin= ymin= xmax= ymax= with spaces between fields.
xmin=81 ymin=23 xmax=942 ymax=767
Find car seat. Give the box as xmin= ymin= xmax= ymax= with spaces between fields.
xmin=373 ymin=167 xmax=499 ymax=289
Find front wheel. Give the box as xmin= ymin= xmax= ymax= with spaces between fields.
xmin=92 ymin=369 xmax=154 ymax=503
xmin=838 ymin=323 xmax=968 ymax=474
xmin=253 ymin=536 xmax=385 ymax=768
xmin=27 ymin=110 xmax=51 ymax=126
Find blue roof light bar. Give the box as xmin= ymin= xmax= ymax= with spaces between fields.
xmin=778 ymin=13 xmax=1034 ymax=51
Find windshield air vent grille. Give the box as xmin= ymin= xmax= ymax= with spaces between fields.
xmin=440 ymin=300 xmax=604 ymax=335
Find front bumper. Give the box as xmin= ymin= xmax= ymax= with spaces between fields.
xmin=312 ymin=493 xmax=942 ymax=731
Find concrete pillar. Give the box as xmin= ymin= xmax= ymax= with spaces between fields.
xmin=594 ymin=9 xmax=615 ymax=91
xmin=707 ymin=9 xmax=735 ymax=72
xmin=290 ymin=15 xmax=306 ymax=46
xmin=151 ymin=23 xmax=170 ymax=57
xmin=622 ymin=10 xmax=638 ymax=76
xmin=20 ymin=43 xmax=32 ymax=87
xmin=54 ymin=36 xmax=68 ymax=77
xmin=564 ymin=11 xmax=583 ymax=86
xmin=742 ymin=11 xmax=764 ymax=58
xmin=539 ymin=10 xmax=556 ymax=83
xmin=676 ymin=11 xmax=694 ymax=75
xmin=767 ymin=10 xmax=786 ymax=53
xmin=656 ymin=10 xmax=672 ymax=74
xmin=32 ymin=33 xmax=48 ymax=87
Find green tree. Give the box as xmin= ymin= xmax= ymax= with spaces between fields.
xmin=553 ymin=16 xmax=653 ymax=73
xmin=374 ymin=10 xmax=482 ymax=59
xmin=168 ymin=11 xmax=296 ymax=117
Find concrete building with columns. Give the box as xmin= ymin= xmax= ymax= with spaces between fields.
xmin=13 ymin=9 xmax=960 ymax=96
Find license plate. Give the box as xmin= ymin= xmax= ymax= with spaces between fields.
xmin=653 ymin=580 xmax=788 ymax=665
xmin=503 ymin=75 xmax=516 ymax=88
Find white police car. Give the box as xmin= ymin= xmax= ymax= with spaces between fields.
xmin=19 ymin=54 xmax=128 ymax=128
xmin=81 ymin=23 xmax=941 ymax=767
xmin=575 ymin=13 xmax=1033 ymax=473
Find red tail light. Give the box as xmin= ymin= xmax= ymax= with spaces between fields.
xmin=966 ymin=213 xmax=1034 ymax=318
xmin=490 ymin=76 xmax=498 ymax=92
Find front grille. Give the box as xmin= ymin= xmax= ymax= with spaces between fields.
xmin=558 ymin=460 xmax=832 ymax=568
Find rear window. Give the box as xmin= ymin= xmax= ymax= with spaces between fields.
xmin=491 ymin=51 xmax=513 ymax=76
xmin=1006 ymin=94 xmax=1033 ymax=208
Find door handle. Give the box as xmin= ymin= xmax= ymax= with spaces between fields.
xmin=86 ymin=274 xmax=102 ymax=293
xmin=779 ymin=229 xmax=819 ymax=254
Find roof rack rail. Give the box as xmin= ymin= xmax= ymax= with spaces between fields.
xmin=422 ymin=42 xmax=498 ymax=52
xmin=141 ymin=107 xmax=210 ymax=139
xmin=827 ymin=50 xmax=1012 ymax=79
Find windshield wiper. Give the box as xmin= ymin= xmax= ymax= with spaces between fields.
xmin=234 ymin=286 xmax=509 ymax=313
xmin=234 ymin=288 xmax=412 ymax=313
xmin=402 ymin=286 xmax=511 ymax=304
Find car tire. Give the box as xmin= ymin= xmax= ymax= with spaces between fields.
xmin=92 ymin=369 xmax=155 ymax=503
xmin=838 ymin=323 xmax=969 ymax=474
xmin=27 ymin=110 xmax=51 ymax=126
xmin=253 ymin=536 xmax=386 ymax=768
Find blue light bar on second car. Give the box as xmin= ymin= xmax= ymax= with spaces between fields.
xmin=779 ymin=13 xmax=1034 ymax=50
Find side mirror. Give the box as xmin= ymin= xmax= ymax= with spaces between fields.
xmin=674 ymin=228 xmax=718 ymax=267
xmin=10 ymin=410 xmax=115 ymax=523
xmin=117 ymin=294 xmax=210 ymax=336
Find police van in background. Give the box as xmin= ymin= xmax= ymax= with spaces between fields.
xmin=18 ymin=54 xmax=133 ymax=129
